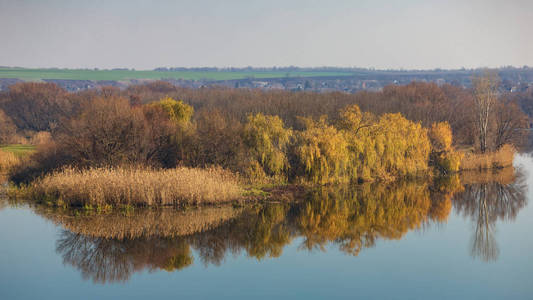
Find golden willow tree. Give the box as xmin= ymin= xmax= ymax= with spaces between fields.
xmin=428 ymin=122 xmax=463 ymax=174
xmin=243 ymin=113 xmax=292 ymax=181
xmin=150 ymin=97 xmax=194 ymax=125
xmin=295 ymin=116 xmax=351 ymax=184
xmin=295 ymin=105 xmax=433 ymax=184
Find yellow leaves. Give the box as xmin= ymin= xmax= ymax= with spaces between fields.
xmin=429 ymin=122 xmax=453 ymax=152
xmin=428 ymin=121 xmax=463 ymax=173
xmin=296 ymin=116 xmax=350 ymax=184
xmin=295 ymin=182 xmax=445 ymax=255
xmin=375 ymin=113 xmax=431 ymax=176
xmin=295 ymin=105 xmax=435 ymax=184
xmin=150 ymin=97 xmax=194 ymax=125
xmin=243 ymin=113 xmax=292 ymax=180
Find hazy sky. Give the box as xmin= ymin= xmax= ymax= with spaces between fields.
xmin=1 ymin=0 xmax=532 ymax=70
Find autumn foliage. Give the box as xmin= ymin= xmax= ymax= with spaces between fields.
xmin=428 ymin=122 xmax=463 ymax=173
xmin=2 ymin=78 xmax=527 ymax=189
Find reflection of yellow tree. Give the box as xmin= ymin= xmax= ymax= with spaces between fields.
xmin=454 ymin=168 xmax=526 ymax=262
xmin=294 ymin=181 xmax=459 ymax=255
xmin=429 ymin=175 xmax=463 ymax=222
xmin=190 ymin=204 xmax=292 ymax=264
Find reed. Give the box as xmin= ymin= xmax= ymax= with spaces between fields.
xmin=459 ymin=144 xmax=515 ymax=171
xmin=0 ymin=149 xmax=20 ymax=171
xmin=29 ymin=166 xmax=244 ymax=207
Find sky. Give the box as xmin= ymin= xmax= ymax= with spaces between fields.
xmin=0 ymin=0 xmax=532 ymax=70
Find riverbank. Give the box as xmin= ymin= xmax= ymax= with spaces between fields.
xmin=6 ymin=145 xmax=519 ymax=209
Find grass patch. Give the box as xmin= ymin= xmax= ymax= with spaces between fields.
xmin=242 ymin=187 xmax=271 ymax=198
xmin=0 ymin=144 xmax=36 ymax=157
xmin=27 ymin=166 xmax=244 ymax=207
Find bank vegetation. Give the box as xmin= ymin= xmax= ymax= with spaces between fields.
xmin=0 ymin=72 xmax=527 ymax=207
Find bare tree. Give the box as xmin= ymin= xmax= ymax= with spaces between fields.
xmin=472 ymin=71 xmax=500 ymax=153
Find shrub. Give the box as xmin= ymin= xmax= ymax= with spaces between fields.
xmin=29 ymin=131 xmax=52 ymax=145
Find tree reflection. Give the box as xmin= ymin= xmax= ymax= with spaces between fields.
xmin=453 ymin=168 xmax=527 ymax=262
xmin=57 ymin=231 xmax=193 ymax=283
xmin=37 ymin=167 xmax=527 ymax=283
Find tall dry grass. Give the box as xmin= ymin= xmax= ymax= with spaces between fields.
xmin=0 ymin=150 xmax=20 ymax=172
xmin=459 ymin=144 xmax=515 ymax=171
xmin=30 ymin=166 xmax=244 ymax=207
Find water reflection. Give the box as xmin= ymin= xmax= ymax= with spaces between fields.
xmin=57 ymin=233 xmax=194 ymax=283
xmin=19 ymin=168 xmax=528 ymax=283
xmin=453 ymin=168 xmax=527 ymax=262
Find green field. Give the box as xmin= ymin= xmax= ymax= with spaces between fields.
xmin=0 ymin=144 xmax=36 ymax=157
xmin=0 ymin=67 xmax=354 ymax=81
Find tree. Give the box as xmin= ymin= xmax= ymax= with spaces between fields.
xmin=472 ymin=72 xmax=500 ymax=153
xmin=0 ymin=82 xmax=71 ymax=132
xmin=149 ymin=97 xmax=194 ymax=126
xmin=190 ymin=109 xmax=247 ymax=172
xmin=492 ymin=99 xmax=529 ymax=149
xmin=295 ymin=116 xmax=350 ymax=184
xmin=428 ymin=122 xmax=462 ymax=173
xmin=243 ymin=113 xmax=292 ymax=180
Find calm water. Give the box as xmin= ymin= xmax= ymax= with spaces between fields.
xmin=1 ymin=155 xmax=533 ymax=299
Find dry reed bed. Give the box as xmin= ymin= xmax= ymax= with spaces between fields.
xmin=36 ymin=206 xmax=242 ymax=239
xmin=0 ymin=150 xmax=20 ymax=172
xmin=30 ymin=166 xmax=244 ymax=207
xmin=459 ymin=144 xmax=515 ymax=171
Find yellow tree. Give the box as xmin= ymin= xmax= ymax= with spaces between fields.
xmin=150 ymin=97 xmax=194 ymax=126
xmin=428 ymin=122 xmax=463 ymax=173
xmin=296 ymin=116 xmax=350 ymax=184
xmin=374 ymin=113 xmax=431 ymax=178
xmin=243 ymin=113 xmax=292 ymax=180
